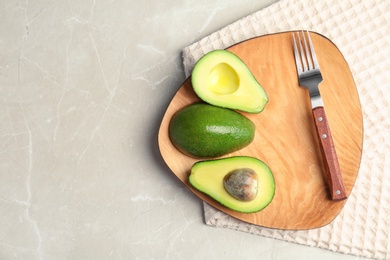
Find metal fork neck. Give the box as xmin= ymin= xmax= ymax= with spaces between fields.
xmin=311 ymin=95 xmax=324 ymax=108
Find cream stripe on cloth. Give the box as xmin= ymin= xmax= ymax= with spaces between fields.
xmin=182 ymin=0 xmax=390 ymax=259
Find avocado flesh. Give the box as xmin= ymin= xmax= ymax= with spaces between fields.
xmin=191 ymin=50 xmax=268 ymax=113
xmin=169 ymin=103 xmax=255 ymax=158
xmin=189 ymin=156 xmax=275 ymax=213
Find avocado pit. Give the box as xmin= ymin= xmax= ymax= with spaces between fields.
xmin=223 ymin=168 xmax=258 ymax=201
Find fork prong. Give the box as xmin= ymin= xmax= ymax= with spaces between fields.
xmin=306 ymin=31 xmax=320 ymax=70
xmin=297 ymin=32 xmax=308 ymax=72
xmin=292 ymin=33 xmax=303 ymax=73
xmin=302 ymin=31 xmax=313 ymax=70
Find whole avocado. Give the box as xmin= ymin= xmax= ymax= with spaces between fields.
xmin=168 ymin=103 xmax=255 ymax=158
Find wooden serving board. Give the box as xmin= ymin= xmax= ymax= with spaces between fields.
xmin=158 ymin=31 xmax=363 ymax=230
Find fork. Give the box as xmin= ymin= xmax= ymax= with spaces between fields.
xmin=292 ymin=31 xmax=347 ymax=200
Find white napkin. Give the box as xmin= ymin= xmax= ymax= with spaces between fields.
xmin=182 ymin=0 xmax=390 ymax=259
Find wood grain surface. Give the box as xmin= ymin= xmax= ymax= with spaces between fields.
xmin=158 ymin=31 xmax=363 ymax=230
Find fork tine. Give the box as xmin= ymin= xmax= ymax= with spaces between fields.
xmin=302 ymin=31 xmax=313 ymax=70
xmin=292 ymin=33 xmax=303 ymax=73
xmin=306 ymin=31 xmax=320 ymax=70
xmin=297 ymin=32 xmax=308 ymax=72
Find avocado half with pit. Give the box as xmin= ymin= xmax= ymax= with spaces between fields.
xmin=191 ymin=50 xmax=268 ymax=113
xmin=189 ymin=156 xmax=275 ymax=213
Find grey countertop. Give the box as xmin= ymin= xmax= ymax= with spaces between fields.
xmin=0 ymin=1 xmax=361 ymax=259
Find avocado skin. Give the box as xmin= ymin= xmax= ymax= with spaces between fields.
xmin=169 ymin=103 xmax=255 ymax=158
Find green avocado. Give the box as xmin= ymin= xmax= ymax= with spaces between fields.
xmin=169 ymin=103 xmax=255 ymax=158
xmin=189 ymin=156 xmax=275 ymax=213
xmin=191 ymin=50 xmax=268 ymax=113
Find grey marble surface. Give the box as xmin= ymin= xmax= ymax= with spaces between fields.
xmin=0 ymin=1 xmax=362 ymax=259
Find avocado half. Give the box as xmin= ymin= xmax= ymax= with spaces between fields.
xmin=191 ymin=50 xmax=268 ymax=113
xmin=189 ymin=156 xmax=275 ymax=213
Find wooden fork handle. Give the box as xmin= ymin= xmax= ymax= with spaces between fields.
xmin=312 ymin=107 xmax=347 ymax=200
